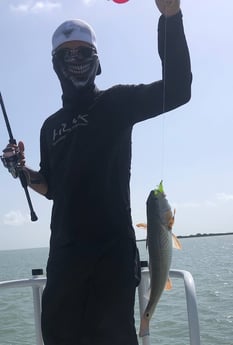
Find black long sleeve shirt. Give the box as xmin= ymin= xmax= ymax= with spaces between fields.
xmin=39 ymin=12 xmax=192 ymax=249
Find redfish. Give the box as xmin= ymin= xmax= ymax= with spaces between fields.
xmin=137 ymin=181 xmax=181 ymax=337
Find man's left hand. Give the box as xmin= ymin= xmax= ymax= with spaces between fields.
xmin=155 ymin=0 xmax=180 ymax=17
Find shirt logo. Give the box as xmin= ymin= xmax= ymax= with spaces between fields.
xmin=52 ymin=113 xmax=88 ymax=145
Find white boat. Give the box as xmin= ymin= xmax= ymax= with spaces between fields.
xmin=0 ymin=262 xmax=201 ymax=345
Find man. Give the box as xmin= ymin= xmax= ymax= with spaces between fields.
xmin=2 ymin=0 xmax=191 ymax=344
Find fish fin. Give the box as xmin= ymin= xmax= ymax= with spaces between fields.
xmin=164 ymin=277 xmax=172 ymax=290
xmin=136 ymin=223 xmax=147 ymax=229
xmin=168 ymin=208 xmax=176 ymax=229
xmin=172 ymin=233 xmax=182 ymax=250
xmin=139 ymin=315 xmax=150 ymax=337
xmin=143 ymin=287 xmax=150 ymax=300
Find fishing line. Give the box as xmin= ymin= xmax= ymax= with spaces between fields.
xmin=160 ymin=14 xmax=168 ymax=180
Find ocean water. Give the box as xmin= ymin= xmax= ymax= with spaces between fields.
xmin=0 ymin=235 xmax=232 ymax=345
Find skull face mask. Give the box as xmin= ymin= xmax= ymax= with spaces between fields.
xmin=53 ymin=46 xmax=101 ymax=90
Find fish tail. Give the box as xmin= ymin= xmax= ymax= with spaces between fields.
xmin=139 ymin=314 xmax=150 ymax=338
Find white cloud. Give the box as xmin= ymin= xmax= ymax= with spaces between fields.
xmin=203 ymin=200 xmax=217 ymax=208
xmin=82 ymin=0 xmax=97 ymax=6
xmin=10 ymin=1 xmax=61 ymax=13
xmin=173 ymin=192 xmax=233 ymax=210
xmin=3 ymin=210 xmax=30 ymax=226
xmin=173 ymin=202 xmax=201 ymax=209
xmin=216 ymin=193 xmax=233 ymax=202
xmin=10 ymin=3 xmax=29 ymax=12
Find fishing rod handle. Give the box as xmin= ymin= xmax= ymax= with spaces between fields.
xmin=18 ymin=170 xmax=38 ymax=222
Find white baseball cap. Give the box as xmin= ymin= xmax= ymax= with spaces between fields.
xmin=52 ymin=19 xmax=98 ymax=53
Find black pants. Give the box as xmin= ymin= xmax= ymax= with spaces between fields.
xmin=41 ymin=238 xmax=140 ymax=345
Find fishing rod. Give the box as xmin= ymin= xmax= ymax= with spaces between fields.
xmin=0 ymin=92 xmax=38 ymax=222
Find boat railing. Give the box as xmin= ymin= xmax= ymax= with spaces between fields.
xmin=0 ymin=266 xmax=201 ymax=345
xmin=138 ymin=264 xmax=201 ymax=345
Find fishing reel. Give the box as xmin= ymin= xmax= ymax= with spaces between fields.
xmin=1 ymin=146 xmax=21 ymax=178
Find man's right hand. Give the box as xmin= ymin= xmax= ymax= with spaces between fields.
xmin=1 ymin=141 xmax=25 ymax=177
xmin=1 ymin=141 xmax=48 ymax=195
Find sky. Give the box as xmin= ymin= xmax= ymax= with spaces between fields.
xmin=0 ymin=0 xmax=233 ymax=250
